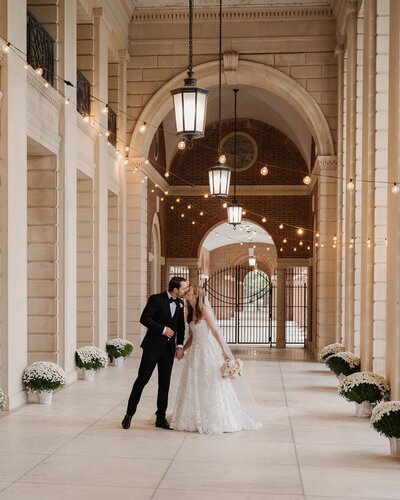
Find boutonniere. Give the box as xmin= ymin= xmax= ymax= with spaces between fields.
xmin=179 ymin=302 xmax=183 ymax=308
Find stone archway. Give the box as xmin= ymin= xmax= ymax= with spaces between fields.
xmin=129 ymin=59 xmax=335 ymax=160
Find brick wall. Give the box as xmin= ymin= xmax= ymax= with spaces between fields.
xmin=164 ymin=194 xmax=313 ymax=260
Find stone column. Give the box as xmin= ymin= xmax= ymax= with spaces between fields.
xmin=126 ymin=159 xmax=147 ymax=354
xmin=93 ymin=8 xmax=108 ymax=350
xmin=335 ymin=45 xmax=345 ymax=344
xmin=276 ymin=267 xmax=286 ymax=349
xmin=344 ymin=8 xmax=358 ymax=351
xmin=360 ymin=0 xmax=376 ymax=371
xmin=118 ymin=49 xmax=129 ymax=339
xmin=0 ymin=0 xmax=28 ymax=409
xmin=316 ymin=156 xmax=338 ymax=352
xmin=386 ymin=0 xmax=400 ymax=397
xmin=58 ymin=0 xmax=78 ymax=381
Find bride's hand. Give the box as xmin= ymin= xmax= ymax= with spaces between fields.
xmin=222 ymin=351 xmax=230 ymax=361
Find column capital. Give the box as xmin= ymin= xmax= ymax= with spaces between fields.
xmin=316 ymin=155 xmax=338 ymax=171
xmin=118 ymin=48 xmax=130 ymax=63
xmin=92 ymin=7 xmax=103 ymax=19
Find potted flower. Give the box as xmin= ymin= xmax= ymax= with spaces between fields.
xmin=75 ymin=346 xmax=108 ymax=380
xmin=0 ymin=388 xmax=7 ymax=410
xmin=106 ymin=338 xmax=134 ymax=366
xmin=371 ymin=401 xmax=400 ymax=458
xmin=22 ymin=361 xmax=66 ymax=404
xmin=325 ymin=351 xmax=361 ymax=381
xmin=320 ymin=342 xmax=345 ymax=361
xmin=338 ymin=372 xmax=390 ymax=417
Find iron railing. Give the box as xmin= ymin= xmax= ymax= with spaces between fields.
xmin=204 ymin=265 xmax=272 ymax=345
xmin=27 ymin=10 xmax=55 ymax=85
xmin=285 ymin=267 xmax=308 ymax=344
xmin=76 ymin=70 xmax=91 ymax=117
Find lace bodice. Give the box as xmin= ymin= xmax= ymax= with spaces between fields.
xmin=189 ymin=319 xmax=213 ymax=347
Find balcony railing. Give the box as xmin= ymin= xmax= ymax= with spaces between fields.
xmin=76 ymin=70 xmax=91 ymax=117
xmin=27 ymin=10 xmax=55 ymax=86
xmin=107 ymin=105 xmax=117 ymax=147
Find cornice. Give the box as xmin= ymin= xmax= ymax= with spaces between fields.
xmin=168 ymin=184 xmax=311 ymax=197
xmin=27 ymin=68 xmax=65 ymax=109
xmin=132 ymin=6 xmax=334 ymax=23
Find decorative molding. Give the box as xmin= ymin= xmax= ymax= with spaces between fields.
xmin=77 ymin=156 xmax=96 ymax=179
xmin=132 ymin=6 xmax=334 ymax=23
xmin=168 ymin=184 xmax=310 ymax=197
xmin=276 ymin=258 xmax=312 ymax=269
xmin=166 ymin=257 xmax=201 ymax=268
xmin=316 ymin=155 xmax=338 ymax=170
xmin=27 ymin=67 xmax=65 ymax=109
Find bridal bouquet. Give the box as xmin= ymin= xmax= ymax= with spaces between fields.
xmin=220 ymin=358 xmax=243 ymax=380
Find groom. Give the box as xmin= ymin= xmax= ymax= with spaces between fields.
xmin=121 ymin=276 xmax=188 ymax=430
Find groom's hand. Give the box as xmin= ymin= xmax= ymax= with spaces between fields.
xmin=175 ymin=347 xmax=184 ymax=360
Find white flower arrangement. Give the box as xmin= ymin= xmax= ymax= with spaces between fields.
xmin=220 ymin=358 xmax=243 ymax=380
xmin=339 ymin=372 xmax=390 ymax=404
xmin=106 ymin=338 xmax=134 ymax=359
xmin=75 ymin=346 xmax=108 ymax=371
xmin=320 ymin=342 xmax=345 ymax=361
xmin=371 ymin=401 xmax=400 ymax=438
xmin=22 ymin=361 xmax=66 ymax=393
xmin=325 ymin=351 xmax=361 ymax=376
xmin=0 ymin=388 xmax=7 ymax=410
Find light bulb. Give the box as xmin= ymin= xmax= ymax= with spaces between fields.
xmin=35 ymin=67 xmax=43 ymax=76
xmin=125 ymin=146 xmax=130 ymax=152
xmin=262 ymin=217 xmax=266 ymax=223
xmin=219 ymin=154 xmax=227 ymax=164
xmin=192 ymin=221 xmax=196 ymax=225
xmin=84 ymin=115 xmax=90 ymax=123
xmin=124 ymin=159 xmax=128 ymax=165
xmin=283 ymin=238 xmax=287 ymax=243
xmin=299 ymin=241 xmax=303 ymax=246
xmin=64 ymin=98 xmax=70 ymax=105
xmin=165 ymin=172 xmax=170 ymax=178
xmin=222 ymin=202 xmax=227 ymax=208
xmin=144 ymin=159 xmax=150 ymax=165
xmin=139 ymin=123 xmax=147 ymax=133
xmin=303 ymin=175 xmax=311 ymax=185
xmin=2 ymin=43 xmax=10 ymax=53
xmin=105 ymin=130 xmax=110 ymax=136
xmin=279 ymin=223 xmax=284 ymax=229
xmin=44 ymin=82 xmax=49 ymax=88
xmin=242 ymin=210 xmax=246 ymax=215
xmin=260 ymin=166 xmax=268 ymax=176
xmin=178 ymin=141 xmax=186 ymax=150
xmin=297 ymin=228 xmax=304 ymax=235
xmin=200 ymin=211 xmax=204 ymax=216
xmin=102 ymin=106 xmax=108 ymax=114
xmin=347 ymin=179 xmax=355 ymax=191
xmin=392 ymin=183 xmax=399 ymax=194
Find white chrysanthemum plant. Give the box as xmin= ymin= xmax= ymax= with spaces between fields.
xmin=0 ymin=388 xmax=7 ymax=410
xmin=339 ymin=372 xmax=390 ymax=404
xmin=320 ymin=342 xmax=345 ymax=361
xmin=106 ymin=338 xmax=134 ymax=359
xmin=325 ymin=351 xmax=361 ymax=377
xmin=75 ymin=346 xmax=108 ymax=371
xmin=371 ymin=401 xmax=400 ymax=439
xmin=22 ymin=362 xmax=66 ymax=393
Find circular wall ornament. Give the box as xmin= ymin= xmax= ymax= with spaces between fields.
xmin=220 ymin=132 xmax=258 ymax=171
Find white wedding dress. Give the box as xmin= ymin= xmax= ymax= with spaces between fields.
xmin=170 ymin=319 xmax=262 ymax=434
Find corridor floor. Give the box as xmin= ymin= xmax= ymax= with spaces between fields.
xmin=0 ymin=349 xmax=399 ymax=499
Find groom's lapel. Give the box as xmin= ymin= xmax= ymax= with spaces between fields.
xmin=162 ymin=292 xmax=172 ymax=320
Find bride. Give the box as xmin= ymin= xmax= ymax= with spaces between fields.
xmin=170 ymin=285 xmax=262 ymax=434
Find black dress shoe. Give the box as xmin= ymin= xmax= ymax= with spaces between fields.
xmin=121 ymin=414 xmax=132 ymax=429
xmin=155 ymin=418 xmax=171 ymax=429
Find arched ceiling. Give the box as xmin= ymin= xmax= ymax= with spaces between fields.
xmin=131 ymin=0 xmax=331 ymax=8
xmin=163 ymin=84 xmax=312 ymax=170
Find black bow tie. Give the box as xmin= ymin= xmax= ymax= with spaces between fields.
xmin=169 ymin=297 xmax=179 ymax=304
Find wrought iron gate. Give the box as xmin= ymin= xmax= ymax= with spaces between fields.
xmin=204 ymin=265 xmax=273 ymax=345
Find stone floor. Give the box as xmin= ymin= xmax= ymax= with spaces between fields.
xmin=0 ymin=348 xmax=399 ymax=499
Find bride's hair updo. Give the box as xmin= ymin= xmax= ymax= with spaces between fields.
xmin=187 ymin=285 xmax=205 ymax=324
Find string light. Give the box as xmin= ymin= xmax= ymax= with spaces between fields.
xmin=303 ymin=175 xmax=311 ymax=185
xmin=260 ymin=166 xmax=268 ymax=176
xmin=165 ymin=172 xmax=170 ymax=178
xmin=219 ymin=154 xmax=227 ymax=164
xmin=139 ymin=122 xmax=147 ymax=133
xmin=279 ymin=223 xmax=284 ymax=229
xmin=178 ymin=141 xmax=186 ymax=150
xmin=2 ymin=42 xmax=10 ymax=53
xmin=392 ymin=182 xmax=399 ymax=194
xmin=35 ymin=67 xmax=43 ymax=76
xmin=347 ymin=178 xmax=355 ymax=191
xmin=262 ymin=217 xmax=266 ymax=223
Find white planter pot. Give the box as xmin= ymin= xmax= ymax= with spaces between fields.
xmin=113 ymin=356 xmax=124 ymax=367
xmin=83 ymin=369 xmax=95 ymax=381
xmin=355 ymin=401 xmax=373 ymax=418
xmin=37 ymin=390 xmax=53 ymax=404
xmin=389 ymin=437 xmax=400 ymax=458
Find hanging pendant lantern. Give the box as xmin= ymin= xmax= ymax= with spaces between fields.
xmin=171 ymin=0 xmax=208 ymax=146
xmin=227 ymin=89 xmax=242 ymax=228
xmin=209 ymin=164 xmax=231 ymax=197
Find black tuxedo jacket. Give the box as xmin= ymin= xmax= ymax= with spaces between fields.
xmin=140 ymin=291 xmax=185 ymax=355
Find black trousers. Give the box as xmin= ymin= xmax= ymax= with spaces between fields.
xmin=126 ymin=344 xmax=174 ymax=418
